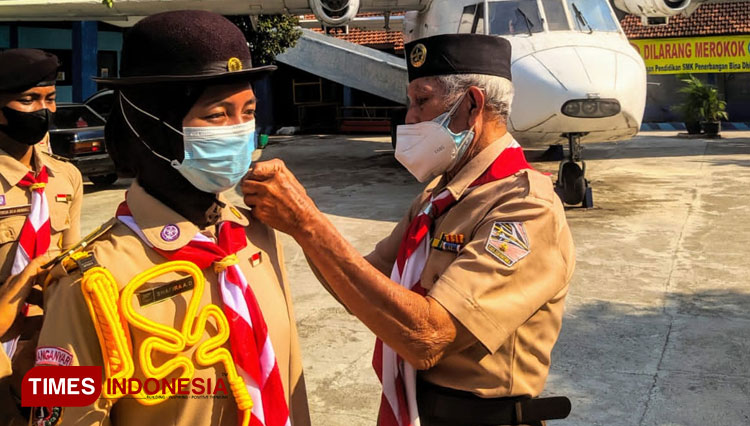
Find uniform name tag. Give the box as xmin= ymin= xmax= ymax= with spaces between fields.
xmin=0 ymin=204 xmax=31 ymax=218
xmin=137 ymin=276 xmax=194 ymax=307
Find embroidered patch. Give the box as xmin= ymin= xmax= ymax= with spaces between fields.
xmin=32 ymin=406 xmax=63 ymax=426
xmin=160 ymin=224 xmax=180 ymax=242
xmin=485 ymin=222 xmax=530 ymax=267
xmin=36 ymin=346 xmax=73 ymax=366
xmin=0 ymin=195 xmax=5 ymax=206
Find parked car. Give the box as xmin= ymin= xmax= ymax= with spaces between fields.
xmin=48 ymin=103 xmax=118 ymax=186
xmin=84 ymin=89 xmax=114 ymax=119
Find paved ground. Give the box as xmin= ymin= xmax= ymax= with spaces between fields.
xmin=80 ymin=131 xmax=750 ymax=426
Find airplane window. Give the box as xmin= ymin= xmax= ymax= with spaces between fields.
xmin=541 ymin=0 xmax=571 ymax=30
xmin=460 ymin=1 xmax=544 ymax=36
xmin=566 ymin=0 xmax=619 ymax=32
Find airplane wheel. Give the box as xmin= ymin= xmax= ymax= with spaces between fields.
xmin=559 ymin=162 xmax=586 ymax=205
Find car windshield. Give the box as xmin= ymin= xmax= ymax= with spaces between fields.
xmin=566 ymin=0 xmax=619 ymax=32
xmin=459 ymin=1 xmax=544 ymax=36
xmin=53 ymin=105 xmax=106 ymax=129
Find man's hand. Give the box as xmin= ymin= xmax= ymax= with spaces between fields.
xmin=242 ymin=159 xmax=322 ymax=238
xmin=0 ymin=256 xmax=50 ymax=336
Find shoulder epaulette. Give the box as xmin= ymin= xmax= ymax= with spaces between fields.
xmin=43 ymin=217 xmax=117 ymax=271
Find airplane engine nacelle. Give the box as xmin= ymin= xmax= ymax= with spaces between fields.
xmin=614 ymin=0 xmax=691 ymax=18
xmin=612 ymin=0 xmax=690 ymax=17
xmin=309 ymin=0 xmax=361 ymax=26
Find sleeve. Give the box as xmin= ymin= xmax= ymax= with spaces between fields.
xmin=427 ymin=195 xmax=570 ymax=354
xmin=36 ymin=272 xmax=113 ymax=425
xmin=61 ymin=166 xmax=83 ymax=249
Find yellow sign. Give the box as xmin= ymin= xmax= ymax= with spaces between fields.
xmin=630 ymin=36 xmax=750 ymax=75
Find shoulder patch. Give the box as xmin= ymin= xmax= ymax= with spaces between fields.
xmin=36 ymin=346 xmax=73 ymax=366
xmin=485 ymin=222 xmax=530 ymax=267
xmin=42 ymin=218 xmax=116 ymax=270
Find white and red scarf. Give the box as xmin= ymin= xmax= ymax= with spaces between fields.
xmin=116 ymin=203 xmax=290 ymax=426
xmin=2 ymin=167 xmax=51 ymax=358
xmin=373 ymin=140 xmax=531 ymax=426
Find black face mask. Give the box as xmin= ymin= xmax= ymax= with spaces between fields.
xmin=0 ymin=107 xmax=54 ymax=146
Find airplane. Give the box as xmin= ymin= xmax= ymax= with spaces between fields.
xmin=0 ymin=0 xmax=664 ymax=207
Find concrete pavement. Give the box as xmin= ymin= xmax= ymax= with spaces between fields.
xmin=78 ymin=131 xmax=750 ymax=425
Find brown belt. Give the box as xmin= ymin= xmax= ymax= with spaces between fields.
xmin=416 ymin=378 xmax=571 ymax=426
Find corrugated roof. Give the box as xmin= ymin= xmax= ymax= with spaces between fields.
xmin=621 ymin=2 xmax=750 ymax=39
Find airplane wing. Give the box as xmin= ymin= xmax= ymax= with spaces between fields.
xmin=612 ymin=0 xmax=746 ymax=25
xmin=0 ymin=0 xmax=430 ymax=26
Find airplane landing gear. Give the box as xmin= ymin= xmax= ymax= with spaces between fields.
xmin=555 ymin=133 xmax=593 ymax=208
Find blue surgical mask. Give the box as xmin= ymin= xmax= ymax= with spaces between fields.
xmin=119 ymin=92 xmax=255 ymax=193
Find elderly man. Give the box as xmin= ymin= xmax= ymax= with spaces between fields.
xmin=244 ymin=34 xmax=574 ymax=426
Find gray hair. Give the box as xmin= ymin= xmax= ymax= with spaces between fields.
xmin=434 ymin=74 xmax=514 ymax=123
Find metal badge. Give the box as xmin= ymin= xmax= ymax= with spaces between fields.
xmin=137 ymin=276 xmax=195 ymax=307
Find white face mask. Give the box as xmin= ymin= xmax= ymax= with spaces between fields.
xmin=395 ymin=92 xmax=475 ymax=182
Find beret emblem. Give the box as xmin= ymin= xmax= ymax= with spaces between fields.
xmin=410 ymin=44 xmax=427 ymax=68
xmin=227 ymin=57 xmax=243 ymax=72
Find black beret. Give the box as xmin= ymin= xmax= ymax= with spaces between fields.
xmin=405 ymin=34 xmax=512 ymax=82
xmin=95 ymin=10 xmax=275 ymax=86
xmin=0 ymin=49 xmax=59 ymax=93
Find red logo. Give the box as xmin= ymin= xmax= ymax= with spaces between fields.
xmin=22 ymin=366 xmax=102 ymax=407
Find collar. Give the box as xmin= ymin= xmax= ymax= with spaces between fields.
xmin=0 ymin=144 xmax=57 ymax=186
xmin=440 ymin=132 xmax=515 ymax=200
xmin=124 ymin=180 xmax=249 ymax=251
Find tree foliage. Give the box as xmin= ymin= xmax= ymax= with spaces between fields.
xmin=230 ymin=15 xmax=302 ymax=66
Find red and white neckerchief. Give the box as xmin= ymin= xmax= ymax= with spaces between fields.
xmin=2 ymin=167 xmax=51 ymax=358
xmin=373 ymin=140 xmax=531 ymax=426
xmin=116 ymin=202 xmax=291 ymax=426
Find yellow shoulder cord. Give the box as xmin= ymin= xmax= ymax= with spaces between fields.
xmin=81 ymin=259 xmax=253 ymax=424
xmin=80 ymin=263 xmax=135 ymax=400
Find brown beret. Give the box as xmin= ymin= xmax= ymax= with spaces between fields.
xmin=405 ymin=34 xmax=512 ymax=82
xmin=95 ymin=10 xmax=275 ymax=86
xmin=0 ymin=49 xmax=59 ymax=93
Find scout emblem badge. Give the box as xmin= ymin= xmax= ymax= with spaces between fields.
xmin=485 ymin=222 xmax=530 ymax=267
xmin=0 ymin=195 xmax=5 ymax=206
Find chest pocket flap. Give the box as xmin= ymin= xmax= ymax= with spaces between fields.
xmin=49 ymin=200 xmax=71 ymax=233
xmin=0 ymin=216 xmax=25 ymax=245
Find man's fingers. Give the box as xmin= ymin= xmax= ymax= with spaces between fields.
xmin=246 ymin=159 xmax=283 ymax=181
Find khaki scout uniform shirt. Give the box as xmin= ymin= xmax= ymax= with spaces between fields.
xmin=0 ymin=144 xmax=82 ymax=425
xmin=367 ymin=134 xmax=575 ymax=398
xmin=36 ymin=181 xmax=310 ymax=426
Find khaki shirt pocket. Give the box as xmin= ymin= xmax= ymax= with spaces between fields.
xmin=49 ymin=200 xmax=71 ymax=234
xmin=0 ymin=216 xmax=25 ymax=245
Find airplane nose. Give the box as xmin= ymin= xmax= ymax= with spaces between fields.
xmin=509 ymin=44 xmax=646 ymax=136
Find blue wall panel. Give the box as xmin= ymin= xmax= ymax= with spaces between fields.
xmin=0 ymin=25 xmax=9 ymax=48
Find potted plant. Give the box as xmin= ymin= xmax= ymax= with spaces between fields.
xmin=675 ymin=75 xmax=705 ymax=135
xmin=699 ymin=84 xmax=728 ymax=136
xmin=676 ymin=75 xmax=728 ymax=136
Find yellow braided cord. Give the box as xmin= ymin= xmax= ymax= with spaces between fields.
xmin=213 ymin=254 xmax=239 ymax=274
xmin=80 ymin=266 xmax=135 ymax=401
xmin=30 ymin=182 xmax=46 ymax=190
xmin=119 ymin=261 xmax=253 ymax=422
